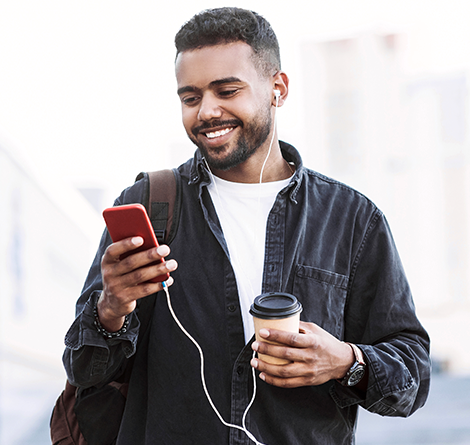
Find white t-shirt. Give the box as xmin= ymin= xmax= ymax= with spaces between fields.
xmin=208 ymin=175 xmax=292 ymax=342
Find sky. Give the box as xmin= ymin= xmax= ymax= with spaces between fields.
xmin=1 ymin=0 xmax=470 ymax=202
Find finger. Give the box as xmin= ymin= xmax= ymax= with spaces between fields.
xmin=111 ymin=245 xmax=171 ymax=279
xmin=250 ymin=358 xmax=309 ymax=388
xmin=104 ymin=240 xmax=171 ymax=270
xmin=156 ymin=244 xmax=171 ymax=258
xmin=251 ymin=356 xmax=295 ymax=377
xmin=251 ymin=356 xmax=321 ymax=388
xmin=257 ymin=327 xmax=310 ymax=348
xmin=110 ymin=271 xmax=174 ymax=306
xmin=252 ymin=340 xmax=302 ymax=363
xmin=299 ymin=320 xmax=315 ymax=334
xmin=123 ymin=258 xmax=178 ymax=287
xmin=132 ymin=272 xmax=178 ymax=300
xmin=104 ymin=237 xmax=144 ymax=263
xmin=299 ymin=320 xmax=326 ymax=335
xmin=258 ymin=365 xmax=328 ymax=388
xmin=102 ymin=255 xmax=177 ymax=303
xmin=259 ymin=372 xmax=309 ymax=389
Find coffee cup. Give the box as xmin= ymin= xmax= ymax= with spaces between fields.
xmin=250 ymin=292 xmax=302 ymax=365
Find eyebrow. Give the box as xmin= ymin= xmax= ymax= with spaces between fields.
xmin=177 ymin=76 xmax=243 ymax=96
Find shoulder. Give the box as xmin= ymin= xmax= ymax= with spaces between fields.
xmin=113 ymin=175 xmax=148 ymax=206
xmin=280 ymin=140 xmax=380 ymax=218
xmin=299 ymin=167 xmax=383 ymax=226
xmin=303 ymin=167 xmax=378 ymax=210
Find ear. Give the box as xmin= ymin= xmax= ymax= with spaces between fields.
xmin=272 ymin=71 xmax=289 ymax=107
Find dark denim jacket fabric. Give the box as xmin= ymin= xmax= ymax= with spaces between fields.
xmin=63 ymin=141 xmax=431 ymax=445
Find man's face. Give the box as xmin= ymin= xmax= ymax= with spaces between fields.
xmin=175 ymin=42 xmax=274 ymax=171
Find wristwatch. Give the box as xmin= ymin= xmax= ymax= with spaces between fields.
xmin=339 ymin=343 xmax=366 ymax=387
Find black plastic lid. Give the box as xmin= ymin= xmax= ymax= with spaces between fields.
xmin=249 ymin=293 xmax=302 ymax=320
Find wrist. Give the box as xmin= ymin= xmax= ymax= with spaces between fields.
xmin=336 ymin=341 xmax=355 ymax=380
xmin=337 ymin=343 xmax=367 ymax=387
xmin=94 ymin=294 xmax=129 ymax=338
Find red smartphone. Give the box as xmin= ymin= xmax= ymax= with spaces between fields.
xmin=102 ymin=203 xmax=169 ymax=283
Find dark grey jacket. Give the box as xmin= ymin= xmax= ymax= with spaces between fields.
xmin=63 ymin=141 xmax=431 ymax=444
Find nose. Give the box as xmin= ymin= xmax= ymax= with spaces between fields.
xmin=197 ymin=93 xmax=223 ymax=122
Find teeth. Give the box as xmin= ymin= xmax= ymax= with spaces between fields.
xmin=205 ymin=127 xmax=233 ymax=139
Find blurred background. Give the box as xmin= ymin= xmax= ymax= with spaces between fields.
xmin=1 ymin=0 xmax=469 ymax=443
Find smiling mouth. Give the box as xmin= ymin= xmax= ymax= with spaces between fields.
xmin=203 ymin=127 xmax=235 ymax=139
xmin=193 ymin=119 xmax=242 ymax=140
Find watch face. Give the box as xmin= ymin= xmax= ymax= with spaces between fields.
xmin=348 ymin=366 xmax=365 ymax=386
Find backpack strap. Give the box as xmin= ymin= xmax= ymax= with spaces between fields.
xmin=135 ymin=168 xmax=182 ymax=245
xmin=133 ymin=167 xmax=182 ymax=334
xmin=119 ymin=169 xmax=182 ymax=380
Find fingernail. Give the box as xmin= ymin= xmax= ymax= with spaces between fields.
xmin=157 ymin=245 xmax=170 ymax=256
xmin=250 ymin=358 xmax=258 ymax=369
xmin=132 ymin=236 xmax=143 ymax=245
xmin=166 ymin=259 xmax=178 ymax=271
xmin=252 ymin=341 xmax=259 ymax=352
xmin=259 ymin=373 xmax=266 ymax=381
xmin=259 ymin=328 xmax=270 ymax=338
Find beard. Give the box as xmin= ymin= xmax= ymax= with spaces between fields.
xmin=189 ymin=103 xmax=272 ymax=171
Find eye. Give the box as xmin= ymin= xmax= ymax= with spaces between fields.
xmin=181 ymin=95 xmax=200 ymax=106
xmin=218 ymin=89 xmax=238 ymax=98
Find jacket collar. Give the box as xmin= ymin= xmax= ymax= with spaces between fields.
xmin=188 ymin=140 xmax=303 ymax=199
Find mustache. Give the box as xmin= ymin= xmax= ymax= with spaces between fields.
xmin=192 ymin=119 xmax=242 ymax=137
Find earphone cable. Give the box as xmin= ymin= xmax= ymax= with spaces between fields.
xmin=161 ymin=281 xmax=266 ymax=445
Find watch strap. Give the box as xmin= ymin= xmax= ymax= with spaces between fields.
xmin=346 ymin=342 xmax=366 ymax=366
xmin=338 ymin=342 xmax=366 ymax=386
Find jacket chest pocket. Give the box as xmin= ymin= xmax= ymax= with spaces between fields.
xmin=293 ymin=265 xmax=349 ymax=339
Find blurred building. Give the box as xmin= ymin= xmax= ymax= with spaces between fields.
xmin=0 ymin=136 xmax=103 ymax=443
xmin=301 ymin=33 xmax=470 ymax=373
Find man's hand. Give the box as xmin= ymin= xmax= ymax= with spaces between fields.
xmin=250 ymin=321 xmax=355 ymax=388
xmin=97 ymin=236 xmax=178 ymax=332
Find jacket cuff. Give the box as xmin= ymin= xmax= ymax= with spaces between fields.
xmin=330 ymin=344 xmax=418 ymax=417
xmin=64 ymin=290 xmax=139 ymax=359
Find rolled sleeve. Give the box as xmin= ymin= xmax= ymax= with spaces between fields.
xmin=332 ymin=212 xmax=431 ymax=417
xmin=63 ymin=291 xmax=140 ymax=388
xmin=331 ymin=341 xmax=427 ymax=417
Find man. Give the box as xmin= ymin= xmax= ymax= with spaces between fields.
xmin=63 ymin=7 xmax=431 ymax=444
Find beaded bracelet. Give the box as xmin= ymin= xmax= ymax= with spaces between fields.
xmin=93 ymin=300 xmax=130 ymax=339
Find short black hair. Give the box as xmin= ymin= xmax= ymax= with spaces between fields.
xmin=175 ymin=7 xmax=281 ymax=77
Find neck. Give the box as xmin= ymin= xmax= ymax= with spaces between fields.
xmin=211 ymin=141 xmax=293 ymax=184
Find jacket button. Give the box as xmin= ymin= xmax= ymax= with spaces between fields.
xmin=228 ymin=304 xmax=237 ymax=312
